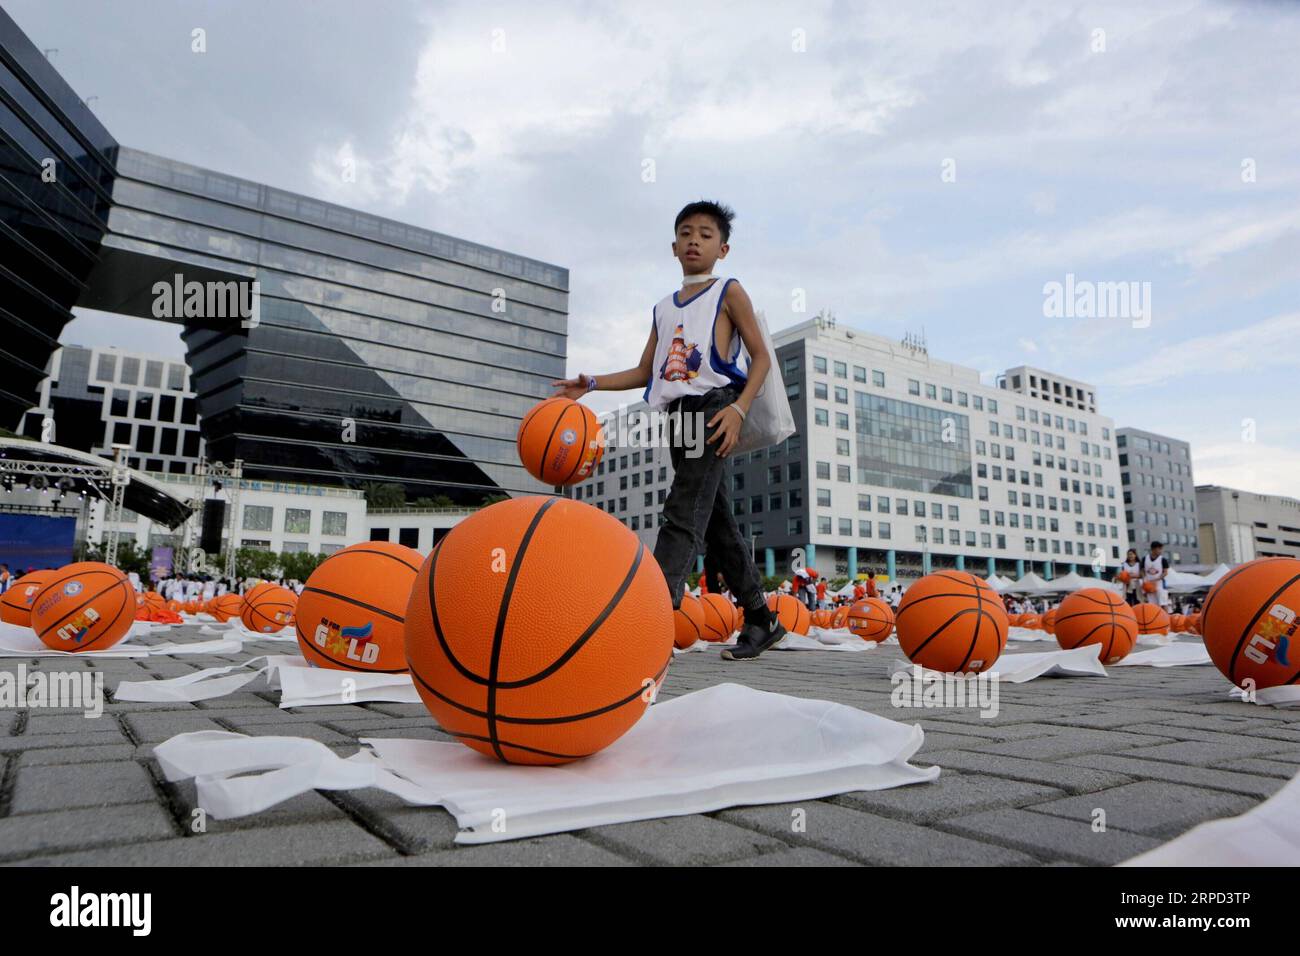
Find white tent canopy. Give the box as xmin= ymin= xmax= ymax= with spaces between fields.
xmin=1200 ymin=564 xmax=1231 ymax=585
xmin=1007 ymin=571 xmax=1052 ymax=595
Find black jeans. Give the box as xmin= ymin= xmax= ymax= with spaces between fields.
xmin=654 ymin=386 xmax=766 ymax=613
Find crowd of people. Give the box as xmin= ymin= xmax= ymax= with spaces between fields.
xmin=0 ymin=565 xmax=305 ymax=600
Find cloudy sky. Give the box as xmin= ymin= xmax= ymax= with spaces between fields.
xmin=11 ymin=0 xmax=1300 ymax=496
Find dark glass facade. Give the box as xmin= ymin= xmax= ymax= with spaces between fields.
xmin=854 ymin=393 xmax=973 ymax=498
xmin=0 ymin=10 xmax=567 ymax=502
xmin=0 ymin=6 xmax=117 ymax=426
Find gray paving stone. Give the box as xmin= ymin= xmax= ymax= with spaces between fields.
xmin=1060 ymin=754 xmax=1286 ymax=799
xmin=939 ymin=808 xmax=1164 ymax=865
xmin=715 ymin=846 xmax=859 ymax=866
xmin=1025 ymin=781 xmax=1257 ymax=838
xmin=22 ymin=713 xmax=115 ymax=736
xmin=11 ymin=760 xmax=157 ymax=814
xmin=978 ymin=729 xmax=1176 ymax=760
xmin=1120 ymin=738 xmax=1295 ymax=766
xmin=357 ymin=834 xmax=634 ymax=866
xmin=1219 ymin=758 xmax=1300 ymax=779
xmin=920 ymin=749 xmax=1135 ymax=794
xmin=122 ymin=712 xmax=229 ymax=744
xmin=17 ymin=743 xmax=136 ymax=766
xmin=0 ymin=729 xmax=127 ymax=753
xmin=581 ymin=814 xmax=788 ymax=865
xmin=20 ymin=820 xmax=395 ymax=866
xmin=717 ymin=800 xmax=1038 ymax=866
xmin=831 ymin=773 xmax=1066 ymax=825
xmin=0 ymin=803 xmax=177 ymax=861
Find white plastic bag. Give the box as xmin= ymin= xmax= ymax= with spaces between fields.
xmin=731 ymin=310 xmax=795 ymax=454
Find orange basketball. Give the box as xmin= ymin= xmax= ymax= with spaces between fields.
xmin=1133 ymin=602 xmax=1169 ymax=635
xmin=767 ymin=593 xmax=811 ymax=635
xmin=295 ymin=541 xmax=421 ymax=672
xmin=1201 ymin=557 xmax=1300 ymax=689
xmin=0 ymin=570 xmax=56 ymax=626
xmin=846 ymin=597 xmax=894 ymax=641
xmin=1043 ymin=608 xmax=1058 ymax=634
xmin=1053 ymin=588 xmax=1138 ymax=664
xmin=673 ymin=595 xmax=706 ymax=649
xmin=30 ymin=562 xmax=135 ymax=652
xmin=699 ymin=593 xmax=735 ymax=641
xmin=1118 ymin=570 xmax=1131 ymax=584
xmin=244 ymin=582 xmax=275 ymax=605
xmin=1142 ymin=580 xmax=1157 ymax=594
xmin=831 ymin=605 xmax=850 ymax=629
xmin=1020 ymin=614 xmax=1042 ymax=629
xmin=405 ymin=497 xmax=672 ymax=765
xmin=895 ymin=571 xmax=1008 ymax=673
xmin=1169 ymin=613 xmax=1186 ymax=633
xmin=241 ymin=585 xmax=297 ymax=633
xmin=142 ymin=590 xmax=164 ymax=609
xmin=210 ymin=593 xmax=244 ymax=623
xmin=516 ymin=397 xmax=603 ymax=486
xmin=732 ymin=602 xmax=744 ymax=634
xmin=1187 ymin=612 xmax=1201 ymax=634
xmin=811 ymin=609 xmax=831 ymax=628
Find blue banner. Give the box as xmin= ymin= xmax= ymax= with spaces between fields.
xmin=0 ymin=514 xmax=77 ymax=573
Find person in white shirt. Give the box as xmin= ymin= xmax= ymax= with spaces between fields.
xmin=1118 ymin=549 xmax=1142 ymax=606
xmin=1140 ymin=542 xmax=1171 ymax=607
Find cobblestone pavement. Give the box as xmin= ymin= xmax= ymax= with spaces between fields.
xmin=0 ymin=627 xmax=1292 ymax=866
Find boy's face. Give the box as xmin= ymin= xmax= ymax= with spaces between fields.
xmin=672 ymin=214 xmax=727 ymax=274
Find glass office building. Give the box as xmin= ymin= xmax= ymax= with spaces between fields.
xmin=0 ymin=8 xmax=567 ymax=502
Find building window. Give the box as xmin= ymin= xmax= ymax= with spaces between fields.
xmin=872 ymin=370 xmax=885 ymax=387
xmin=817 ymin=489 xmax=832 ymax=507
xmin=242 ymin=505 xmax=273 ymax=532
xmin=322 ymin=511 xmax=348 ymax=536
xmin=815 ymin=408 xmax=829 ymax=426
xmin=814 ymin=356 xmax=828 ymax=373
xmin=878 ymin=522 xmax=892 ymax=540
xmin=96 ymin=353 xmax=117 ymax=381
xmin=284 ymin=508 xmax=311 ymax=533
xmin=815 ymin=382 xmax=828 ymax=400
xmin=816 ymin=461 xmax=831 ymax=479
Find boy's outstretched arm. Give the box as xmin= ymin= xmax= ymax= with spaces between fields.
xmin=706 ymin=281 xmax=771 ymax=457
xmin=551 ymin=324 xmax=657 ymax=398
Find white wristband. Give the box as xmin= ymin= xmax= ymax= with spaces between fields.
xmin=729 ymin=402 xmax=746 ymax=420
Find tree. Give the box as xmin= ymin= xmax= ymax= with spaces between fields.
xmin=279 ymin=550 xmax=327 ymax=582
xmin=362 ymin=481 xmax=406 ymax=509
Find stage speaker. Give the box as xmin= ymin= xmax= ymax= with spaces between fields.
xmin=200 ymin=501 xmax=226 ymax=554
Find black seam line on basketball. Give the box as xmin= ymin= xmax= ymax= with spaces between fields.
xmin=897 ymin=591 xmax=1000 ymax=616
xmin=34 ymin=578 xmax=132 ymax=640
xmin=1226 ymin=571 xmax=1300 ymax=684
xmin=300 ymin=586 xmax=405 ymax=624
xmin=487 ymin=498 xmax=559 ymax=762
xmin=319 ymin=547 xmax=421 ymax=575
xmin=408 ymin=655 xmax=669 ymax=725
xmin=908 ymin=607 xmax=997 ymax=660
xmin=704 ymin=598 xmax=730 ymax=637
xmin=515 ymin=399 xmax=549 ymax=456
xmin=76 ymin=582 xmax=134 ymax=653
xmin=559 ymin=405 xmax=589 ymax=485
xmin=956 ymin=573 xmax=983 ymax=671
xmin=425 ymin=528 xmax=495 ymax=686
xmin=1202 ymin=559 xmax=1278 ymax=629
xmin=493 ymin=542 xmax=647 ymax=689
xmin=294 ymin=623 xmax=408 ymax=673
xmin=444 ymin=730 xmax=588 ymax=762
xmin=681 ymin=606 xmax=702 ymax=641
xmin=538 ymin=405 xmax=571 ymax=484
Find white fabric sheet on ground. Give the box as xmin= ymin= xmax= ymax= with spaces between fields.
xmin=1228 ymin=684 xmax=1300 ymax=708
xmin=888 ymin=644 xmax=1107 ymax=683
xmin=1007 ymin=626 xmax=1056 ymax=643
xmin=691 ymin=628 xmax=875 ymax=653
xmin=1121 ymin=768 xmax=1300 ymax=865
xmin=1112 ymin=643 xmax=1212 ymax=667
xmin=152 ymin=682 xmax=939 ymax=844
xmin=0 ymin=621 xmax=235 ymax=658
xmin=112 ymin=654 xmax=419 ymax=706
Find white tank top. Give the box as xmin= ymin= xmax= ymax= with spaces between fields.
xmin=1122 ymin=560 xmax=1140 ymax=588
xmin=643 ymin=278 xmax=748 ymax=410
xmin=1141 ymin=554 xmax=1165 ymax=583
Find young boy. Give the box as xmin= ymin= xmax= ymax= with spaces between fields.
xmin=552 ymin=200 xmax=786 ymax=660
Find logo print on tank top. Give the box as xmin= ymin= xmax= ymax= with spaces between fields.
xmin=659 ymin=323 xmax=701 ymax=383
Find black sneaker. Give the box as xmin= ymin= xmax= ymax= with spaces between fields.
xmin=721 ymin=616 xmax=786 ymax=661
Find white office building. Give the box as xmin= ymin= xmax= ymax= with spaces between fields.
xmin=572 ymin=315 xmax=1127 ymax=583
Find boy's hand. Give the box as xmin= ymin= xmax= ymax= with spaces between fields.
xmin=550 ymin=374 xmax=591 ymax=400
xmin=706 ymin=405 xmax=744 ymax=457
